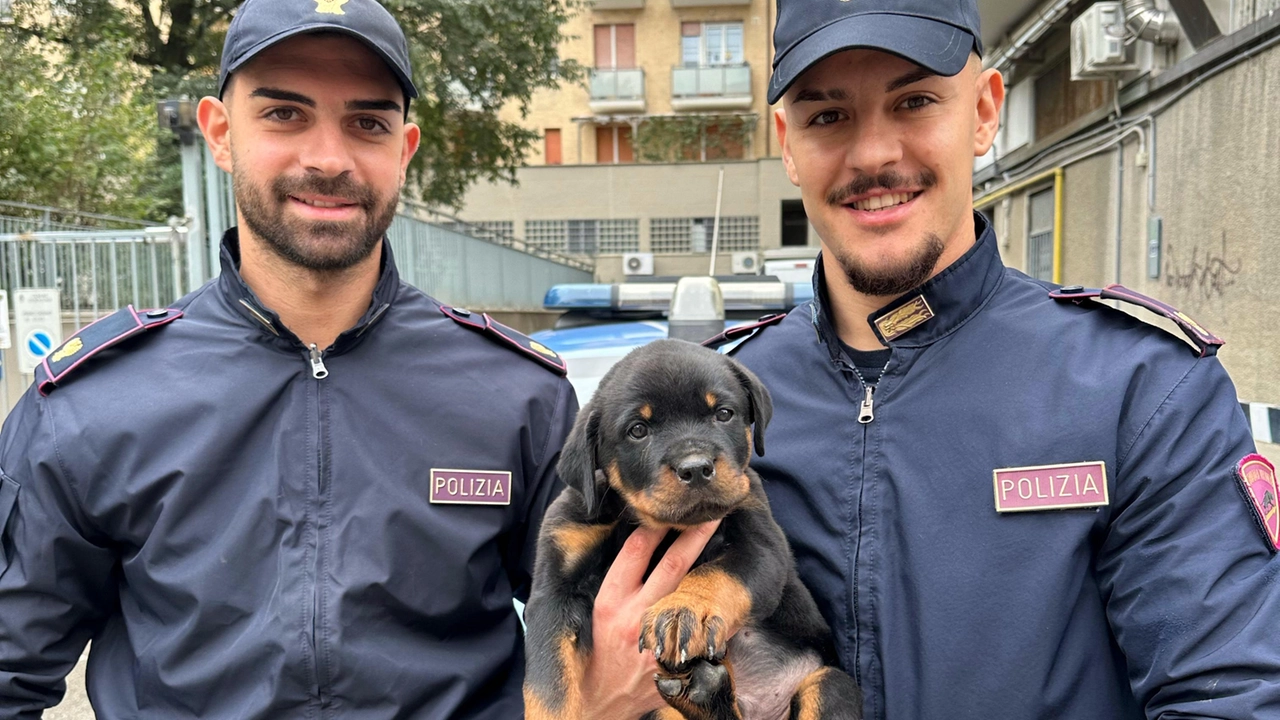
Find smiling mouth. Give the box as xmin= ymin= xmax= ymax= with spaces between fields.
xmin=845 ymin=191 xmax=920 ymax=212
xmin=289 ymin=196 xmax=358 ymax=210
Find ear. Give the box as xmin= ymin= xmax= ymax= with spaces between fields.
xmin=729 ymin=360 xmax=773 ymax=457
xmin=556 ymin=408 xmax=606 ymax=518
xmin=776 ymin=107 xmax=800 ymax=187
xmin=973 ymin=67 xmax=1005 ymax=157
xmin=197 ymin=96 xmax=234 ymax=174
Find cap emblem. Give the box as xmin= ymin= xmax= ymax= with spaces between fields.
xmin=315 ymin=0 xmax=348 ymax=15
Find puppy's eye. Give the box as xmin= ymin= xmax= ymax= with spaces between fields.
xmin=715 ymin=408 xmax=734 ymax=422
xmin=627 ymin=423 xmax=649 ymax=440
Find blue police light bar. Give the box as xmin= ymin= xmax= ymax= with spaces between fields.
xmin=544 ymin=281 xmax=813 ymax=312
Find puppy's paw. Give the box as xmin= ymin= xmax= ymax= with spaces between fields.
xmin=640 ymin=593 xmax=729 ymax=666
xmin=655 ymin=659 xmax=730 ymax=705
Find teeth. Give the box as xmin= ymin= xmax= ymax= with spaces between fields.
xmin=852 ymin=192 xmax=916 ymax=212
xmin=299 ymin=198 xmax=344 ymax=208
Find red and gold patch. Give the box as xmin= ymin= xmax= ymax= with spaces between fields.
xmin=1236 ymin=454 xmax=1279 ymax=552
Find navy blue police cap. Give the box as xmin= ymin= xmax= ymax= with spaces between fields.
xmin=218 ymin=0 xmax=419 ymax=101
xmin=768 ymin=0 xmax=983 ymax=104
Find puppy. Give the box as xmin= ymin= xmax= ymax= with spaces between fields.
xmin=524 ymin=339 xmax=861 ymax=720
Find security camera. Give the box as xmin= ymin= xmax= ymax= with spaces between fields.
xmin=156 ymin=99 xmax=198 ymax=133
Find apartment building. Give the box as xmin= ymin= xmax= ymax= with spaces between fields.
xmin=455 ymin=0 xmax=815 ymax=280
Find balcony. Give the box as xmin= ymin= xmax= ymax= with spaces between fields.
xmin=589 ymin=68 xmax=646 ymax=114
xmin=670 ymin=64 xmax=752 ymax=111
xmin=593 ymin=0 xmax=645 ymax=7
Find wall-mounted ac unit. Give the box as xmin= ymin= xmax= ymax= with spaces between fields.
xmin=731 ymin=252 xmax=760 ymax=275
xmin=1071 ymin=2 xmax=1138 ymax=80
xmin=622 ymin=252 xmax=654 ymax=276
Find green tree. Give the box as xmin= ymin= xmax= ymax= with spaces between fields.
xmin=4 ymin=0 xmax=581 ymax=211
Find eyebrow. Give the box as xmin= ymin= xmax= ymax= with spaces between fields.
xmin=248 ymin=88 xmax=402 ymax=115
xmin=792 ymin=88 xmax=849 ymax=103
xmin=885 ymin=67 xmax=939 ymax=93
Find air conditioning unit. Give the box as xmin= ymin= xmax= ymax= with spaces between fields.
xmin=1071 ymin=2 xmax=1138 ymax=80
xmin=731 ymin=252 xmax=760 ymax=275
xmin=622 ymin=252 xmax=654 ymax=276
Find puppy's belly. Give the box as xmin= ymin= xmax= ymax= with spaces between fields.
xmin=727 ymin=626 xmax=823 ymax=720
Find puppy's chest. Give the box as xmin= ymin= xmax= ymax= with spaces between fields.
xmin=727 ymin=627 xmax=823 ymax=720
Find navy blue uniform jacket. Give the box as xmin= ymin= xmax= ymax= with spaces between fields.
xmin=0 ymin=231 xmax=576 ymax=719
xmin=734 ymin=215 xmax=1279 ymax=719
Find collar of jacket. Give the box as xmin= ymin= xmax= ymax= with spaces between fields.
xmin=216 ymin=227 xmax=400 ymax=354
xmin=810 ymin=211 xmax=1004 ymax=358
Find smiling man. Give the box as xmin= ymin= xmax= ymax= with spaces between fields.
xmin=715 ymin=0 xmax=1280 ymax=717
xmin=0 ymin=0 xmax=577 ymax=717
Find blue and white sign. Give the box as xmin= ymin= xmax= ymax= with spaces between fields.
xmin=15 ymin=289 xmax=62 ymax=374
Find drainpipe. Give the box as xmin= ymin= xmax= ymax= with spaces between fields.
xmin=1124 ymin=0 xmax=1181 ymax=44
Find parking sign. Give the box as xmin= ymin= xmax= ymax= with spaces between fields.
xmin=15 ymin=289 xmax=62 ymax=374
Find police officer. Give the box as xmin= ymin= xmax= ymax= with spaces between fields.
xmin=0 ymin=0 xmax=578 ymax=716
xmin=716 ymin=0 xmax=1280 ymax=716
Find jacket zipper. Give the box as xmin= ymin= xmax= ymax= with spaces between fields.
xmin=306 ymin=344 xmax=329 ymax=712
xmin=309 ymin=344 xmax=329 ymax=379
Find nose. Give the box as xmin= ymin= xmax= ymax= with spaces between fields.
xmin=845 ymin=112 xmax=904 ymax=176
xmin=674 ymin=456 xmax=716 ymax=485
xmin=299 ymin=121 xmax=357 ymax=178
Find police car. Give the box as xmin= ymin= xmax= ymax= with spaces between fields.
xmin=531 ymin=276 xmax=814 ymax=400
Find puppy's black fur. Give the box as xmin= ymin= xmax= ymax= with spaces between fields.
xmin=524 ymin=340 xmax=861 ymax=720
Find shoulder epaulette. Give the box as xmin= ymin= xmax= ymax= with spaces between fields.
xmin=440 ymin=306 xmax=567 ymax=376
xmin=1049 ymin=284 xmax=1223 ymax=358
xmin=702 ymin=313 xmax=787 ymax=353
xmin=35 ymin=305 xmax=183 ymax=396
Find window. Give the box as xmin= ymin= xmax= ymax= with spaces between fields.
xmin=650 ymin=216 xmax=759 ymax=253
xmin=594 ymin=24 xmax=636 ymax=68
xmin=681 ymin=22 xmax=744 ymax=66
xmin=781 ymin=200 xmax=808 ymax=247
xmin=525 ymin=220 xmax=567 ymax=251
xmin=522 ymin=219 xmax=640 ymax=254
xmin=545 ymin=129 xmax=562 ymax=165
xmin=1027 ymin=187 xmax=1055 ymax=281
xmin=595 ymin=125 xmax=634 ymax=164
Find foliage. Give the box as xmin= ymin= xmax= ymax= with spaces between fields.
xmin=0 ymin=4 xmax=169 ymax=220
xmin=633 ymin=114 xmax=756 ymax=164
xmin=0 ymin=0 xmax=583 ymax=213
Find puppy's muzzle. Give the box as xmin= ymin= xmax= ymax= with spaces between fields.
xmin=674 ymin=455 xmax=716 ymax=486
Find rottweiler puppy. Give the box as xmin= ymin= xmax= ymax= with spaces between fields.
xmin=524 ymin=339 xmax=862 ymax=720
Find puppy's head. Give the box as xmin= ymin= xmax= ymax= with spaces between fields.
xmin=557 ymin=339 xmax=772 ymax=527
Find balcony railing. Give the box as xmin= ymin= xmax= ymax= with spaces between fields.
xmin=671 ymin=64 xmax=752 ymax=111
xmin=589 ymin=68 xmax=646 ymax=113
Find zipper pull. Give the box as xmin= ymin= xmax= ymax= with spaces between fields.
xmin=308 ymin=344 xmax=329 ymax=380
xmin=858 ymin=385 xmax=875 ymax=424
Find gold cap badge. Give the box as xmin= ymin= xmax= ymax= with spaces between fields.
xmin=315 ymin=0 xmax=348 ymax=15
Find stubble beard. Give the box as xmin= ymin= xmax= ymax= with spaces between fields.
xmin=232 ymin=151 xmax=399 ymax=273
xmin=826 ymin=168 xmax=946 ymax=297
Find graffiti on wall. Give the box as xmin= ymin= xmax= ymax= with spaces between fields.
xmin=1164 ymin=231 xmax=1241 ymax=300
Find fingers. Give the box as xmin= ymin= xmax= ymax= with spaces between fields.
xmin=596 ymin=524 xmax=667 ymax=604
xmin=638 ymin=520 xmax=720 ymax=606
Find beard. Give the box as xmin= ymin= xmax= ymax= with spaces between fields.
xmin=232 ymin=153 xmax=399 ymax=272
xmin=825 ymin=168 xmax=945 ymax=297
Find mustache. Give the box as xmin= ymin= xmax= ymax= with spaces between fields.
xmin=826 ymin=169 xmax=938 ymax=206
xmin=272 ymin=173 xmax=376 ymax=209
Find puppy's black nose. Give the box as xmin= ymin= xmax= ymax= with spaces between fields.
xmin=675 ymin=457 xmax=716 ymax=485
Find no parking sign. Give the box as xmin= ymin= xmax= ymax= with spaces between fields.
xmin=15 ymin=289 xmax=62 ymax=375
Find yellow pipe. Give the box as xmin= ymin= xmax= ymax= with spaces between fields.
xmin=973 ymin=167 xmax=1065 ymax=284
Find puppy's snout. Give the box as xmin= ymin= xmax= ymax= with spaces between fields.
xmin=674 ymin=456 xmax=716 ymax=485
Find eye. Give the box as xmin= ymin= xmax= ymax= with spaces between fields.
xmin=265 ymin=107 xmax=300 ymax=122
xmin=627 ymin=423 xmax=649 ymax=440
xmin=900 ymin=95 xmax=935 ymax=112
xmin=356 ymin=117 xmax=389 ymax=134
xmin=809 ymin=109 xmax=843 ymax=127
xmin=715 ymin=407 xmax=734 ymax=422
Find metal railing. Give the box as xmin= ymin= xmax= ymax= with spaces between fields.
xmin=390 ymin=203 xmax=593 ymax=310
xmin=590 ymin=68 xmax=646 ymax=100
xmin=0 ymin=200 xmax=154 ymax=235
xmin=0 ymin=228 xmax=187 ymax=328
xmin=671 ymin=64 xmax=751 ymax=98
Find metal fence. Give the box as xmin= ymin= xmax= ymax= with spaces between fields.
xmin=0 ymin=228 xmax=187 ymax=327
xmin=0 ymin=199 xmax=154 ymax=236
xmin=390 ymin=204 xmax=593 ymax=310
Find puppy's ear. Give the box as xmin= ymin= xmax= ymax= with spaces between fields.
xmin=730 ymin=361 xmax=773 ymax=456
xmin=557 ymin=408 xmax=606 ymax=518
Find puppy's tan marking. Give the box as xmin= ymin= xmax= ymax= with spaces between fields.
xmin=792 ymin=667 xmax=833 ymax=720
xmin=641 ymin=567 xmax=753 ymax=667
xmin=640 ymin=404 xmax=653 ymax=420
xmin=705 ymin=392 xmax=717 ymax=408
xmin=523 ymin=631 xmax=585 ymax=719
xmin=550 ymin=521 xmax=615 ymax=574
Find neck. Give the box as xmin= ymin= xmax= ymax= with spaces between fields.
xmin=823 ymin=218 xmax=976 ymax=352
xmin=236 ymin=225 xmax=382 ymax=351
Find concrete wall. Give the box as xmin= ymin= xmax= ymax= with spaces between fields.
xmin=456 ymin=157 xmax=810 ymax=279
xmin=995 ymin=42 xmax=1280 ymax=409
